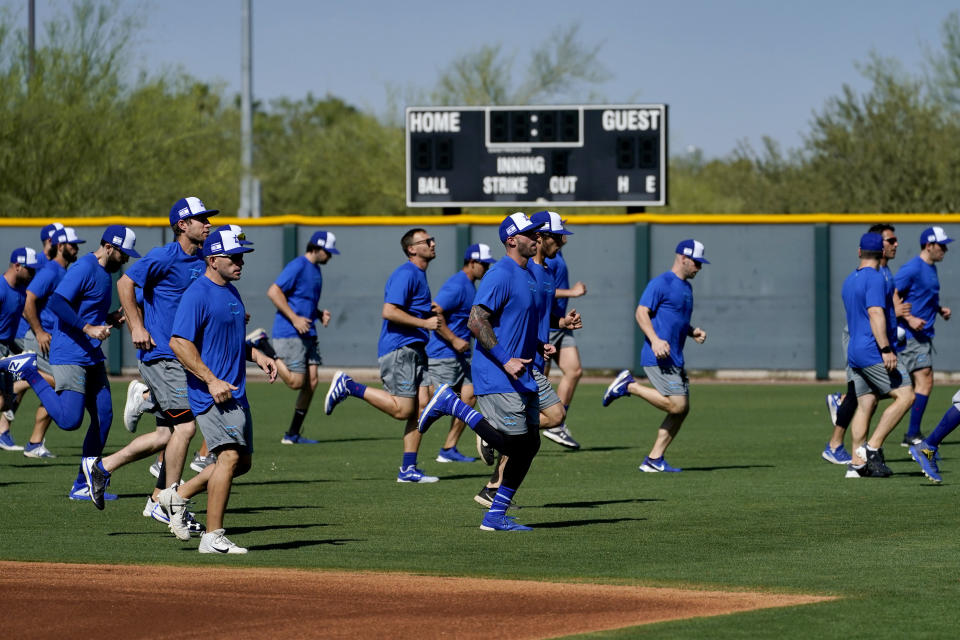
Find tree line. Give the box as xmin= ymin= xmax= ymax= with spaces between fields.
xmin=2 ymin=1 xmax=960 ymax=217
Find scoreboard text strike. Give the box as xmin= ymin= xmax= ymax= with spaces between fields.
xmin=405 ymin=105 xmax=667 ymax=208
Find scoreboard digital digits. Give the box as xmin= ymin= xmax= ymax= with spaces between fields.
xmin=406 ymin=104 xmax=667 ymax=208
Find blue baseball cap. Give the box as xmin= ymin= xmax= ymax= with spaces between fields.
xmin=203 ymin=228 xmax=255 ymax=256
xmin=463 ymin=243 xmax=496 ymax=264
xmin=530 ymin=210 xmax=573 ymax=235
xmin=169 ymin=196 xmax=219 ymax=227
xmin=920 ymin=226 xmax=953 ymax=247
xmin=101 ymin=225 xmax=141 ymax=258
xmin=308 ymin=231 xmax=340 ymax=254
xmin=41 ymin=223 xmax=64 ymax=242
xmin=51 ymin=227 xmax=86 ymax=245
xmin=499 ymin=212 xmax=542 ymax=243
xmin=859 ymin=232 xmax=884 ymax=252
xmin=10 ymin=247 xmax=39 ymax=267
xmin=216 ymin=224 xmax=253 ymax=246
xmin=675 ymin=239 xmax=710 ymax=264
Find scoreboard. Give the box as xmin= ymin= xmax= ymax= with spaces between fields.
xmin=405 ymin=104 xmax=667 ymax=208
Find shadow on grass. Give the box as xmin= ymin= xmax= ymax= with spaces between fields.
xmin=6 ymin=461 xmax=77 ymax=469
xmin=230 ymin=504 xmax=323 ymax=515
xmin=229 ymin=522 xmax=331 ymax=535
xmin=538 ymin=497 xmax=663 ymax=509
xmin=525 ymin=517 xmax=646 ymax=529
xmin=681 ymin=464 xmax=776 ymax=472
xmin=312 ymin=436 xmax=395 ymax=444
xmin=246 ymin=538 xmax=361 ymax=551
xmin=238 ymin=478 xmax=332 ymax=487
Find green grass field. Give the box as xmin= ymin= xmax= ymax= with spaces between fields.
xmin=2 ymin=380 xmax=960 ymax=637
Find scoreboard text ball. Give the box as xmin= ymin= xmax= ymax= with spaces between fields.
xmin=405 ymin=105 xmax=667 ymax=208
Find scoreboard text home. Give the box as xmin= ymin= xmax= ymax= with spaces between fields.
xmin=405 ymin=105 xmax=668 ymax=208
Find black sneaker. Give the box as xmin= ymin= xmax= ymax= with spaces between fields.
xmin=476 ymin=434 xmax=495 ymax=466
xmin=474 ymin=486 xmax=495 ymax=507
xmin=81 ymin=456 xmax=110 ymax=510
xmin=865 ymin=447 xmax=893 ymax=477
xmin=901 ymin=433 xmax=925 ymax=448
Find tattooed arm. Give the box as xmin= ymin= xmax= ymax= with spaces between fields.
xmin=469 ymin=305 xmax=530 ymax=380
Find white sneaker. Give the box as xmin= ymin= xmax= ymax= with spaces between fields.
xmin=199 ymin=528 xmax=248 ymax=554
xmin=123 ymin=380 xmax=150 ymax=433
xmin=148 ymin=458 xmax=161 ymax=478
xmin=158 ymin=485 xmax=192 ymax=541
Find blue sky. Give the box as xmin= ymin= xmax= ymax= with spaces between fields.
xmin=9 ymin=0 xmax=958 ymax=158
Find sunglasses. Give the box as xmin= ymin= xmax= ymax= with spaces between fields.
xmin=885 ymin=237 xmax=898 ymax=245
xmin=411 ymin=237 xmax=436 ymax=246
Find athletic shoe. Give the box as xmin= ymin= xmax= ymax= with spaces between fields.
xmin=436 ymin=446 xmax=477 ymax=463
xmin=280 ymin=433 xmax=319 ymax=444
xmin=476 ymin=434 xmax=495 ymax=466
xmin=418 ymin=383 xmax=455 ymax=433
xmin=144 ymin=497 xmax=205 ymax=534
xmin=148 ymin=458 xmax=162 ymax=479
xmin=81 ymin=456 xmax=110 ymax=510
xmin=396 ymin=465 xmax=439 ymax=483
xmin=245 ymin=328 xmax=277 ymax=359
xmin=543 ymin=424 xmax=580 ymax=450
xmin=68 ymin=484 xmax=117 ymax=501
xmin=859 ymin=446 xmax=893 ymax=477
xmin=324 ymin=370 xmax=351 ymax=415
xmin=3 ymin=409 xmax=14 ymax=422
xmin=0 ymin=430 xmax=23 ymax=451
xmin=198 ymin=528 xmax=248 ymax=554
xmin=189 ymin=451 xmax=217 ymax=472
xmin=123 ymin=380 xmax=150 ymax=433
xmin=480 ymin=513 xmax=532 ymax=531
xmin=639 ymin=456 xmax=682 ymax=473
xmin=901 ymin=433 xmax=925 ymax=448
xmin=602 ymin=369 xmax=634 ymax=407
xmin=825 ymin=392 xmax=842 ymax=425
xmin=821 ymin=443 xmax=852 ymax=465
xmin=23 ymin=440 xmax=56 ymax=458
xmin=0 ymin=352 xmax=37 ymax=381
xmin=845 ymin=463 xmax=870 ymax=478
xmin=473 ymin=486 xmax=518 ymax=509
xmin=158 ymin=485 xmax=193 ymax=541
xmin=909 ymin=442 xmax=942 ymax=483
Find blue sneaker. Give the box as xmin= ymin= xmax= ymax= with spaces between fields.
xmin=0 ymin=430 xmax=22 ymax=451
xmin=0 ymin=352 xmax=37 ymax=381
xmin=244 ymin=328 xmax=276 ymax=359
xmin=909 ymin=442 xmax=942 ymax=483
xmin=639 ymin=456 xmax=682 ymax=473
xmin=480 ymin=512 xmax=532 ymax=531
xmin=418 ymin=383 xmax=457 ymax=433
xmin=281 ymin=433 xmax=319 ymax=444
xmin=397 ymin=465 xmax=439 ymax=483
xmin=436 ymin=446 xmax=477 ymax=463
xmin=822 ymin=443 xmax=852 ymax=465
xmin=23 ymin=440 xmax=56 ymax=458
xmin=324 ymin=370 xmax=351 ymax=415
xmin=602 ymin=369 xmax=634 ymax=407
xmin=825 ymin=392 xmax=842 ymax=425
xmin=69 ymin=484 xmax=117 ymax=502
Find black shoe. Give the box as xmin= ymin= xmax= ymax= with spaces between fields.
xmin=474 ymin=486 xmax=495 ymax=507
xmin=865 ymin=447 xmax=893 ymax=477
xmin=476 ymin=434 xmax=495 ymax=466
xmin=901 ymin=433 xmax=924 ymax=448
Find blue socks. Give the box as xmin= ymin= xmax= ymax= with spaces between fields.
xmin=907 ymin=393 xmax=929 ymax=438
xmin=401 ymin=452 xmax=417 ymax=470
xmin=488 ymin=486 xmax=516 ymax=516
xmin=345 ymin=378 xmax=366 ymax=398
xmin=927 ymin=406 xmax=960 ymax=448
xmin=448 ymin=396 xmax=483 ymax=429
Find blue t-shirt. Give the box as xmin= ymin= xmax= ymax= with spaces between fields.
xmin=0 ymin=278 xmax=26 ymax=345
xmin=271 ymin=256 xmax=322 ymax=339
xmin=471 ymin=257 xmax=539 ymax=395
xmin=638 ymin=271 xmax=693 ymax=368
xmin=171 ymin=276 xmax=248 ymax=415
xmin=23 ymin=260 xmax=67 ymax=335
xmin=895 ymin=256 xmax=941 ymax=341
xmin=842 ymin=266 xmax=888 ymax=368
xmin=425 ymin=270 xmax=475 ymax=360
xmin=546 ymin=251 xmax=569 ymax=317
xmin=377 ymin=261 xmax=433 ymax=357
xmin=124 ymin=242 xmax=205 ymax=362
xmin=49 ymin=253 xmax=113 ymax=366
xmin=529 ymin=260 xmax=555 ymax=372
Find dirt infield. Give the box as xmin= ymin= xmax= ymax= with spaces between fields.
xmin=0 ymin=561 xmax=833 ymax=639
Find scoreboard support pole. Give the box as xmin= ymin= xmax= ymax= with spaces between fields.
xmin=633 ymin=222 xmax=651 ymax=375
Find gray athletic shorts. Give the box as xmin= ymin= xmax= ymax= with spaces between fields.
xmin=20 ymin=331 xmax=52 ymax=374
xmin=378 ymin=344 xmax=426 ymax=398
xmin=139 ymin=359 xmax=191 ymax=413
xmin=476 ymin=391 xmax=539 ymax=435
xmin=643 ymin=364 xmax=690 ymax=397
xmin=533 ymin=368 xmax=561 ymax=410
xmin=51 ymin=361 xmax=108 ymax=394
xmin=898 ymin=338 xmax=933 ymax=373
xmin=426 ymin=356 xmax=471 ymax=390
xmin=195 ymin=398 xmax=254 ymax=454
xmin=273 ymin=335 xmax=322 ymax=374
xmin=548 ymin=328 xmax=576 ymax=349
xmin=851 ymin=362 xmax=909 ymax=397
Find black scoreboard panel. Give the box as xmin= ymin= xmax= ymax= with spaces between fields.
xmin=406 ymin=105 xmax=667 ymax=207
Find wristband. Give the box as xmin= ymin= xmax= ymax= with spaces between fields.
xmin=489 ymin=343 xmax=510 ymax=365
xmin=880 ymin=345 xmax=893 ymax=354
